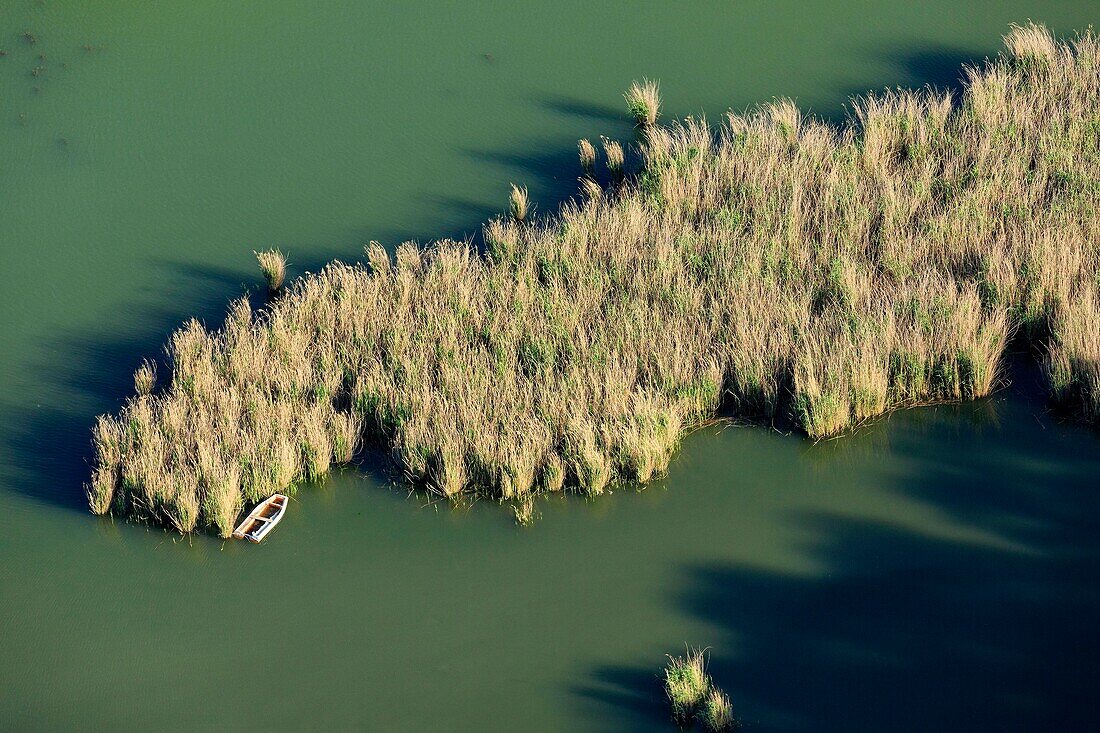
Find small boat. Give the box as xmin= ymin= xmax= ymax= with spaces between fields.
xmin=232 ymin=494 xmax=288 ymax=543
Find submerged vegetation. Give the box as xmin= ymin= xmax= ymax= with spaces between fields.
xmin=87 ymin=24 xmax=1100 ymax=535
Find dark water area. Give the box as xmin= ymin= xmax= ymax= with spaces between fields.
xmin=1 ymin=2 xmax=1098 ymax=730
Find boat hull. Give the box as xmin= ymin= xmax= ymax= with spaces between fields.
xmin=232 ymin=494 xmax=288 ymax=543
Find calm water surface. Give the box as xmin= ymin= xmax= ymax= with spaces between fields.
xmin=1 ymin=2 xmax=1098 ymax=730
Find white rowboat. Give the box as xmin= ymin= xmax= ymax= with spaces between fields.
xmin=232 ymin=494 xmax=288 ymax=543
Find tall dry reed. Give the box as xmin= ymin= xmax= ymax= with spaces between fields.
xmin=578 ymin=138 xmax=597 ymax=174
xmin=255 ymin=249 xmax=286 ymax=293
xmin=88 ymin=23 xmax=1100 ymax=534
xmin=625 ymin=78 xmax=661 ymax=128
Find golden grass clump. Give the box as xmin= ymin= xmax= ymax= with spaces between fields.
xmin=625 ymin=78 xmax=661 ymax=127
xmin=1047 ymin=287 xmax=1100 ymax=423
xmin=133 ymin=359 xmax=156 ymax=396
xmin=579 ymin=176 xmax=602 ymax=203
xmin=85 ymin=415 xmax=122 ymax=514
xmin=509 ymin=183 xmax=529 ymax=223
xmin=255 ymin=249 xmax=286 ymax=293
xmin=664 ymin=648 xmax=710 ymax=724
xmin=578 ymin=138 xmax=596 ymax=174
xmin=1004 ymin=22 xmax=1060 ymax=67
xmin=602 ymin=137 xmax=624 ymax=181
xmin=663 ymin=648 xmax=741 ymax=730
xmin=88 ymin=23 xmax=1100 ymax=533
xmin=700 ymin=688 xmax=739 ymax=732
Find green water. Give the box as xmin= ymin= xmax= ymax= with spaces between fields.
xmin=2 ymin=2 xmax=1099 ymax=730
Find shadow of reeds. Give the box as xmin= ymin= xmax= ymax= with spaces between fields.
xmin=533 ymin=93 xmax=628 ymax=125
xmin=692 ymin=393 xmax=1099 ymax=730
xmin=0 ymin=257 xmax=262 ymax=514
xmin=571 ymin=358 xmax=1099 ymax=731
xmin=571 ymin=664 xmax=669 ymax=730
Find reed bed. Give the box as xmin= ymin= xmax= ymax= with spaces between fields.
xmin=87 ymin=24 xmax=1100 ymax=535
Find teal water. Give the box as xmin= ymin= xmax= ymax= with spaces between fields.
xmin=1 ymin=2 xmax=1098 ymax=730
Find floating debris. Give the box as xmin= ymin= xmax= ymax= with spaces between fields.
xmin=23 ymin=32 xmax=38 ymax=45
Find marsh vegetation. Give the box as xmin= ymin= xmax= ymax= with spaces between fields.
xmin=664 ymin=648 xmax=740 ymax=731
xmin=87 ymin=23 xmax=1100 ymax=535
xmin=255 ymin=249 xmax=287 ymax=294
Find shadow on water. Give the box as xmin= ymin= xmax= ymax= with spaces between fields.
xmin=890 ymin=44 xmax=984 ymax=95
xmin=826 ymin=44 xmax=982 ymax=125
xmin=678 ymin=533 xmax=1100 ymax=730
xmin=466 ymin=43 xmax=988 ymax=215
xmin=463 ymin=145 xmax=592 ymax=198
xmin=572 ymin=665 xmax=669 ymax=730
xmin=0 ymin=258 xmax=265 ymax=514
xmin=576 ymin=368 xmax=1100 ymax=731
xmin=533 ymin=93 xmax=626 ymax=124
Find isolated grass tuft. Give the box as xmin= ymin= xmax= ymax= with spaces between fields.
xmin=625 ymin=78 xmax=661 ymax=127
xmin=700 ymin=688 xmax=740 ymax=732
xmin=663 ymin=647 xmax=741 ymax=730
xmin=509 ymin=183 xmax=529 ymax=223
xmin=664 ymin=648 xmax=710 ymax=724
xmin=578 ymin=138 xmax=596 ymax=174
xmin=255 ymin=249 xmax=286 ymax=293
